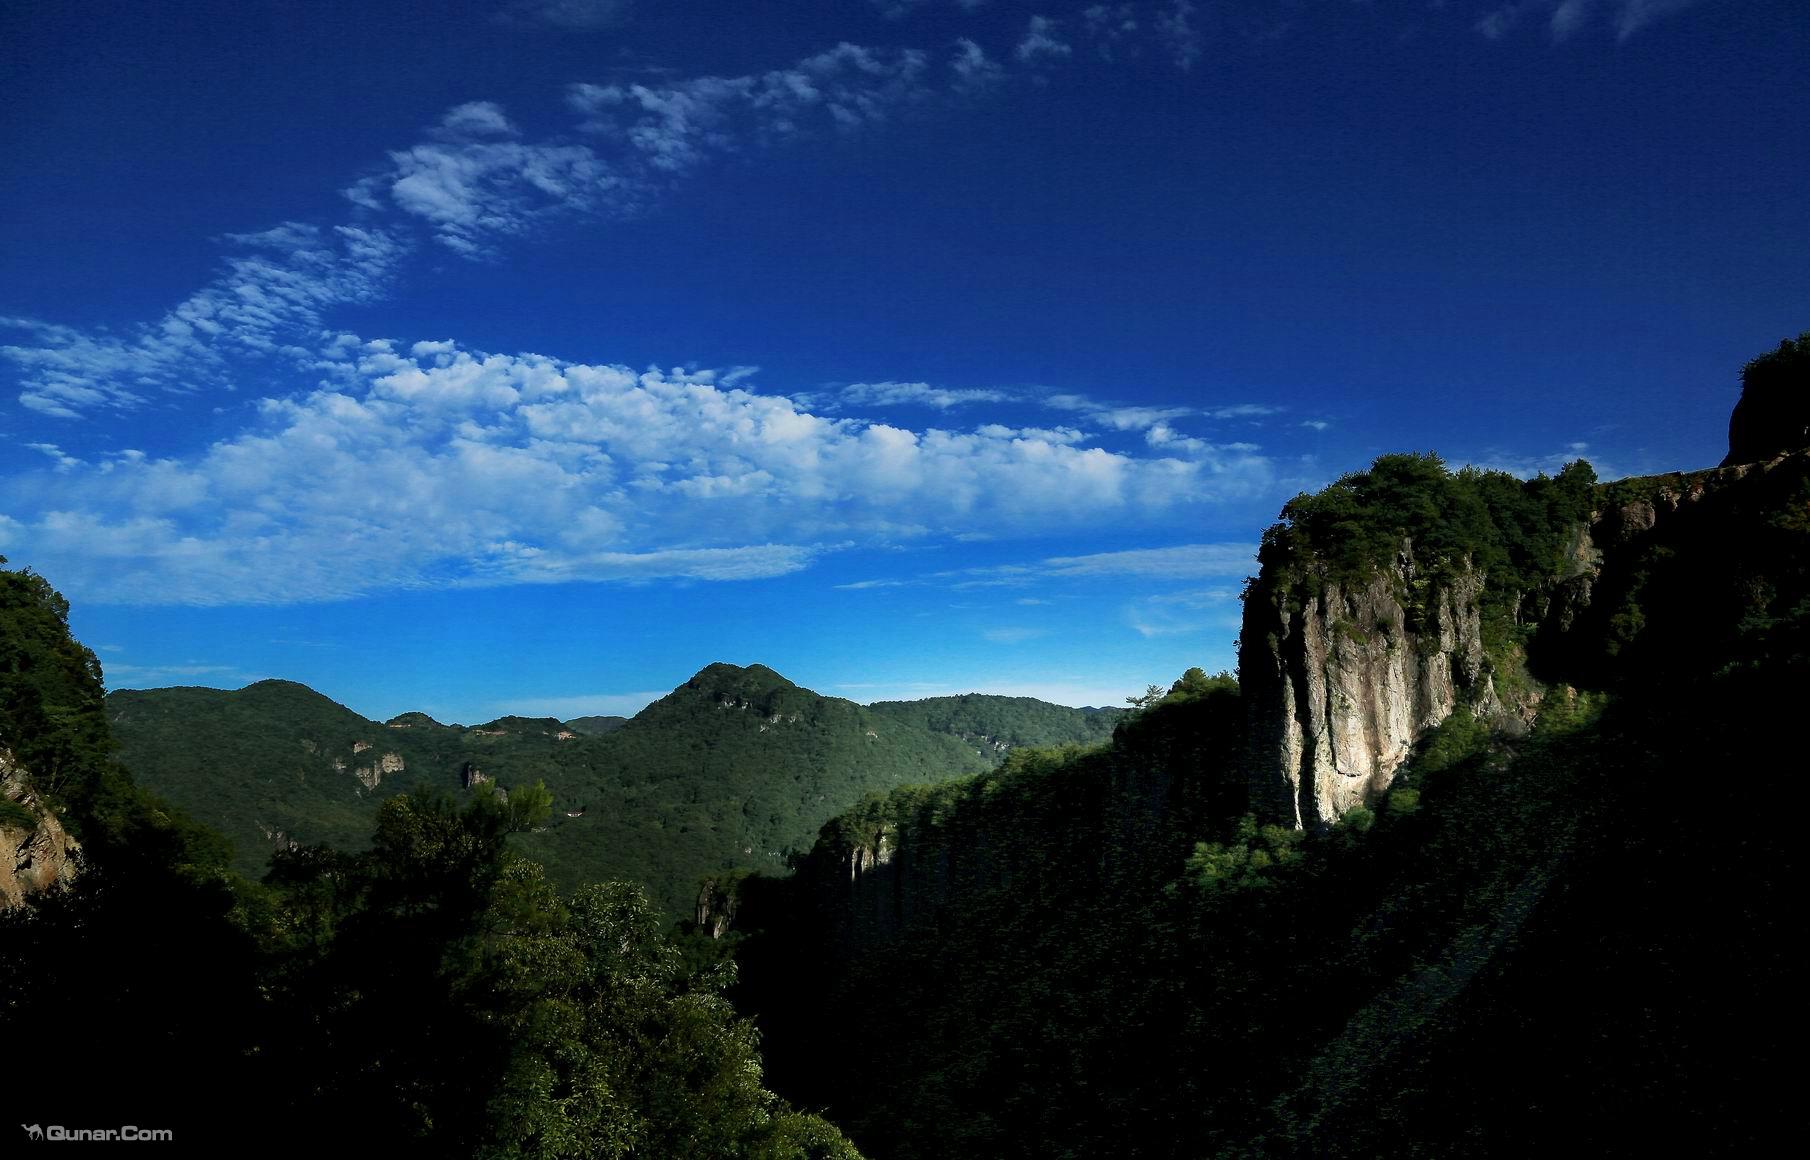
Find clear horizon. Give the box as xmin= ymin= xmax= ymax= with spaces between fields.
xmin=4 ymin=0 xmax=1803 ymax=725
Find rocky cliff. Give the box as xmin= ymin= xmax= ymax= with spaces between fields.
xmin=1242 ymin=449 xmax=1810 ymax=830
xmin=1240 ymin=561 xmax=1504 ymax=829
xmin=0 ymin=749 xmax=83 ymax=909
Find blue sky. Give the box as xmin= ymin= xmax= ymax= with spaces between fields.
xmin=2 ymin=0 xmax=1804 ymax=722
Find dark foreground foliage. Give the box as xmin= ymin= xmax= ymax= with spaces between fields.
xmin=733 ymin=454 xmax=1803 ymax=1158
xmin=0 ymin=558 xmax=858 ymax=1158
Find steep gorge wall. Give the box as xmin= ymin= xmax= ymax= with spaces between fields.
xmin=1240 ymin=563 xmax=1502 ymax=829
xmin=1241 ymin=451 xmax=1809 ymax=830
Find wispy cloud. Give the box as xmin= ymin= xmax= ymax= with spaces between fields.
xmin=5 ymin=41 xmax=955 ymax=419
xmin=1081 ymin=4 xmax=1141 ymax=61
xmin=4 ymin=224 xmax=404 ymax=418
xmin=835 ymin=380 xmax=1015 ymax=411
xmin=1460 ymin=440 xmax=1619 ymax=482
xmin=1206 ymin=403 xmax=1282 ymax=420
xmin=981 ymin=625 xmax=1048 ymax=644
xmin=1475 ymin=0 xmax=1708 ymax=41
xmin=6 ymin=21 xmax=1234 ymax=423
xmin=1044 ymin=391 xmax=1280 ymax=431
xmin=1124 ymin=585 xmax=1241 ymax=637
xmin=1041 ymin=543 xmax=1257 ymax=578
xmin=870 ymin=0 xmax=989 ymax=18
xmin=2 ymin=338 xmax=1272 ymax=605
xmin=102 ymin=662 xmax=249 ymax=688
xmin=498 ymin=0 xmax=634 ymax=28
xmin=950 ymin=36 xmax=1007 ymax=92
xmin=974 ymin=423 xmax=1088 ymax=444
xmin=25 ymin=443 xmax=80 ymax=471
xmin=1155 ymin=1 xmax=1202 ymax=70
xmin=937 ymin=541 xmax=1258 ymax=592
xmin=1016 ymin=15 xmax=1074 ymax=64
xmin=566 ymin=42 xmax=933 ymax=175
xmin=345 ymin=103 xmax=616 ymax=258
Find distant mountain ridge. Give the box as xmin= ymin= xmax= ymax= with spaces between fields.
xmin=107 ymin=664 xmax=1122 ymax=916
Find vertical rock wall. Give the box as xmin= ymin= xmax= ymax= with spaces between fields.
xmin=1241 ymin=557 xmax=1498 ymax=829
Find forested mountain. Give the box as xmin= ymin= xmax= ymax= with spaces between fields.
xmin=107 ymin=664 xmax=1116 ymax=917
xmin=730 ymin=447 xmax=1807 ymax=1157
xmin=0 ymin=559 xmax=862 ymax=1156
xmin=865 ymin=694 xmax=1124 ymax=758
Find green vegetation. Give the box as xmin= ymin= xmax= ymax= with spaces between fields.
xmin=1259 ymin=452 xmax=1598 ymax=590
xmin=733 ymin=402 xmax=1805 ymax=1157
xmin=865 ymin=694 xmax=1123 ymax=758
xmin=0 ymin=559 xmax=863 ymax=1155
xmin=108 ymin=662 xmax=1128 ymax=918
xmin=1725 ymin=331 xmax=1810 ymax=464
xmin=561 ymin=713 xmax=628 ymax=735
xmin=260 ymin=786 xmax=860 ymax=1157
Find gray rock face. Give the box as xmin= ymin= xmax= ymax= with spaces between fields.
xmin=1 ymin=750 xmax=83 ymax=909
xmin=1242 ymin=556 xmax=1501 ymax=830
xmin=1241 ymin=453 xmax=1796 ymax=831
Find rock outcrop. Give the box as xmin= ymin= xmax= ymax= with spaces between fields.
xmin=352 ymin=751 xmax=404 ymax=790
xmin=1243 ymin=450 xmax=1809 ymax=830
xmin=1 ymin=750 xmax=83 ymax=909
xmin=1241 ymin=559 xmax=1503 ymax=829
xmin=696 ymin=876 xmax=742 ymax=939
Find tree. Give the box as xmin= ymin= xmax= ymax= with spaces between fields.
xmin=1724 ymin=332 xmax=1810 ymax=465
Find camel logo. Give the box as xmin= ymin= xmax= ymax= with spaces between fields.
xmin=23 ymin=1125 xmax=43 ymax=1140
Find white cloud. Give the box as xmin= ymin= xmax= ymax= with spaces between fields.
xmin=1016 ymin=15 xmax=1073 ymax=64
xmin=1043 ymin=391 xmax=1280 ymax=430
xmin=1300 ymin=419 xmax=1331 ymax=432
xmin=1 ymin=338 xmax=1274 ymax=605
xmin=25 ymin=443 xmax=80 ymax=471
xmin=974 ymin=423 xmax=1088 ymax=444
xmin=836 ymin=380 xmax=1014 ymax=411
xmin=1044 ymin=392 xmax=1184 ymax=428
xmin=1205 ymin=403 xmax=1281 ymax=420
xmin=835 ymin=578 xmax=909 ymax=589
xmin=346 ymin=103 xmax=617 ymax=258
xmin=566 ymin=42 xmax=932 ymax=175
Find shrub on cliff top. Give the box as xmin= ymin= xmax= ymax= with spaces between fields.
xmin=1256 ymin=453 xmax=1597 ymax=624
